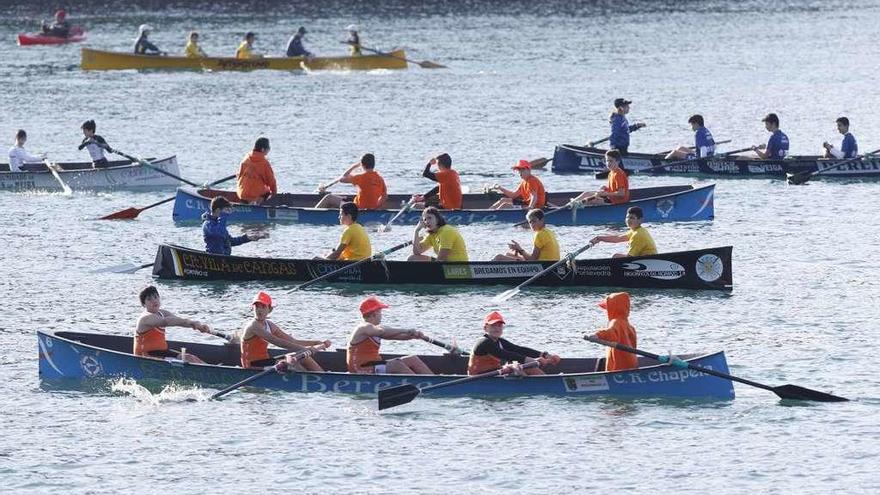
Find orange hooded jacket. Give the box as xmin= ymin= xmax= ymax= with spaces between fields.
xmin=237 ymin=150 xmax=277 ymax=202
xmin=595 ymin=292 xmax=638 ymax=371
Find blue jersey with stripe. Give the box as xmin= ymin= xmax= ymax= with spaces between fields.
xmin=766 ymin=130 xmax=789 ymax=159
xmin=694 ymin=127 xmax=715 ymax=158
xmin=841 ymin=133 xmax=858 ymax=158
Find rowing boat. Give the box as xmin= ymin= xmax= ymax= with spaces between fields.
xmin=38 ymin=331 xmax=736 ymax=400
xmin=17 ymin=27 xmax=86 ymax=46
xmin=81 ymin=47 xmax=408 ymax=71
xmin=152 ymin=243 xmax=733 ymax=291
xmin=551 ymin=144 xmax=880 ymax=178
xmin=171 ymin=185 xmax=716 ymax=225
xmin=0 ymin=156 xmax=181 ymax=191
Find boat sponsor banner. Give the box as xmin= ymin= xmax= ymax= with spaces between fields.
xmin=443 ymin=263 xmax=544 ymax=280
xmin=563 ymin=375 xmax=610 ymax=392
xmin=621 ymin=259 xmax=686 ymax=280
xmin=611 ymin=365 xmax=714 ymax=385
xmin=306 ymin=262 xmax=363 ymax=282
xmin=177 ymin=250 xmax=299 ymax=277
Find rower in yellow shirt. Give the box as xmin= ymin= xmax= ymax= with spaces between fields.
xmin=590 ymin=206 xmax=657 ymax=257
xmin=409 ymin=207 xmax=469 ymax=262
xmin=236 ymin=32 xmax=262 ymax=59
xmin=184 ymin=31 xmax=207 ymax=57
xmin=493 ymin=209 xmax=560 ymax=261
xmin=323 ymin=202 xmax=372 ymax=261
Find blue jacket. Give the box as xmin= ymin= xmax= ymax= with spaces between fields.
xmin=202 ymin=212 xmax=250 ymax=255
xmin=609 ymin=113 xmax=639 ymax=149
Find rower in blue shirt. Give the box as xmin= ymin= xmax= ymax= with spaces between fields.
xmin=286 ymin=27 xmax=313 ymax=57
xmin=822 ymin=117 xmax=858 ymax=159
xmin=752 ymin=113 xmax=789 ymax=159
xmin=666 ymin=114 xmax=715 ymax=160
xmin=607 ymin=98 xmax=646 ymax=155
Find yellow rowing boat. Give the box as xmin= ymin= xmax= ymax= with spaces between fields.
xmin=80 ymin=47 xmax=408 ymax=71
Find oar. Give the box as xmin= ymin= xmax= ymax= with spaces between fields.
xmin=316 ymin=177 xmax=340 ymax=193
xmin=378 ymin=360 xmax=540 ymax=410
xmin=422 ymin=336 xmax=469 ymax=356
xmin=287 ymin=240 xmax=414 ymax=292
xmin=587 ymin=135 xmax=612 ymax=147
xmin=104 ymin=147 xmax=201 ymax=187
xmin=492 ymin=243 xmax=593 ymax=303
xmin=210 ymin=343 xmax=328 ymax=400
xmin=512 ymin=198 xmax=578 ymax=228
xmin=595 ymin=146 xmax=753 ymax=179
xmin=91 ymin=261 xmax=153 ymax=274
xmin=528 ymin=157 xmax=552 ymax=169
xmin=99 ymin=174 xmax=236 ymax=220
xmin=787 ymin=148 xmax=880 ymax=185
xmin=343 ymin=42 xmax=446 ymax=69
xmin=584 ymin=335 xmax=848 ymax=403
xmin=377 ymin=198 xmax=416 ymax=233
xmin=44 ymin=160 xmax=72 ymax=195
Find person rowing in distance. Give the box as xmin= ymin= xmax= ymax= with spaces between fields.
xmin=665 ymin=114 xmax=716 ymax=160
xmin=468 ymin=311 xmax=560 ymax=376
xmin=572 ymin=149 xmax=629 ymax=206
xmin=589 ymin=206 xmax=656 ymax=258
xmin=240 ymin=291 xmax=330 ymax=370
xmin=8 ymin=129 xmax=46 ymax=172
xmin=315 ymin=153 xmax=388 ymax=210
xmin=409 ymin=207 xmax=469 ymax=262
xmin=134 ymin=285 xmax=211 ymax=363
xmin=236 ymin=137 xmax=277 ymax=205
xmin=78 ymin=119 xmax=112 ymax=168
xmin=345 ymin=24 xmax=361 ymax=55
xmin=41 ymin=10 xmax=70 ymax=38
xmin=286 ymin=26 xmax=313 ymax=57
xmin=751 ymin=113 xmax=789 ymax=159
xmin=609 ymin=98 xmax=646 ymax=156
xmin=822 ymin=116 xmax=858 ymax=159
xmin=490 ymin=160 xmax=547 ymax=210
xmin=236 ymin=32 xmax=263 ymax=59
xmin=184 ymin=31 xmax=207 ymax=57
xmin=134 ymin=24 xmax=164 ymax=55
xmin=321 ymin=202 xmax=372 ymax=260
xmin=493 ymin=209 xmax=560 ymax=261
xmin=347 ymin=296 xmax=434 ymax=374
xmin=411 ymin=153 xmax=463 ymax=210
xmin=586 ymin=292 xmax=638 ymax=371
xmin=203 ymin=196 xmax=268 ymax=255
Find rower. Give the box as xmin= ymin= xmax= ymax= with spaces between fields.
xmin=202 ymin=196 xmax=268 ymax=255
xmin=345 ymin=24 xmax=361 ymax=55
xmin=8 ymin=129 xmax=46 ymax=172
xmin=41 ymin=10 xmax=70 ymax=38
xmin=286 ymin=27 xmax=313 ymax=57
xmin=236 ymin=137 xmax=277 ymax=205
xmin=665 ymin=114 xmax=716 ymax=160
xmin=752 ymin=113 xmax=789 ymax=159
xmin=589 ymin=206 xmax=656 ymax=258
xmin=493 ymin=209 xmax=560 ymax=261
xmin=822 ymin=117 xmax=858 ymax=159
xmin=314 ymin=153 xmax=387 ymax=210
xmin=346 ymin=296 xmax=433 ymax=374
xmin=240 ymin=291 xmax=330 ymax=370
xmin=609 ymin=98 xmax=646 ymax=156
xmin=134 ymin=285 xmax=210 ymax=363
xmin=468 ymin=311 xmax=560 ymax=376
xmin=134 ymin=24 xmax=164 ymax=55
xmin=586 ymin=292 xmax=638 ymax=371
xmin=236 ymin=32 xmax=262 ymax=59
xmin=409 ymin=206 xmax=469 ymax=262
xmin=77 ymin=120 xmax=112 ymax=168
xmin=412 ymin=153 xmax=462 ymax=210
xmin=184 ymin=31 xmax=207 ymax=58
xmin=573 ymin=149 xmax=629 ymax=205
xmin=490 ymin=160 xmax=546 ymax=210
xmin=323 ymin=202 xmax=372 ymax=260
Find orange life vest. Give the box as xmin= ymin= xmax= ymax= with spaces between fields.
xmin=240 ymin=321 xmax=271 ymax=368
xmin=606 ymin=168 xmax=630 ymax=204
xmin=467 ymin=353 xmax=502 ymax=375
xmin=347 ymin=336 xmax=381 ymax=372
xmin=515 ymin=175 xmax=546 ymax=208
xmin=133 ymin=327 xmax=167 ymax=356
xmin=435 ymin=168 xmax=462 ymax=210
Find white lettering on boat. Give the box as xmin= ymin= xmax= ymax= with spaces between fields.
xmin=611 ymin=365 xmax=714 ymax=385
xmin=445 ymin=264 xmax=543 ymax=279
xmin=621 ymin=260 xmax=685 ymax=280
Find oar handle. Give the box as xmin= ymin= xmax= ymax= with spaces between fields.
xmin=209 ymin=343 xmax=328 ymax=400
xmin=420 ymin=360 xmax=541 ymax=394
xmin=318 ymin=178 xmax=341 ymax=192
xmin=512 ymin=200 xmax=576 ymax=227
xmin=289 ymin=241 xmax=414 ymax=292
xmin=422 ymin=336 xmax=470 ymax=356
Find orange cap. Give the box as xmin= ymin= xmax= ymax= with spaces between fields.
xmin=512 ymin=160 xmax=531 ymax=170
xmin=252 ymin=291 xmax=273 ymax=307
xmin=483 ymin=310 xmax=505 ymax=325
xmin=359 ymin=295 xmax=389 ymax=315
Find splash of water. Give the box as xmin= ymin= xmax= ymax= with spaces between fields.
xmin=110 ymin=377 xmax=210 ymax=404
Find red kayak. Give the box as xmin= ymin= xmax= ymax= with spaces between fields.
xmin=17 ymin=26 xmax=86 ymax=46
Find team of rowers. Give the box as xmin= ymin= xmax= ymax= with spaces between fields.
xmin=134 ymin=285 xmax=639 ymax=375
xmin=6 ymin=120 xmax=114 ymax=171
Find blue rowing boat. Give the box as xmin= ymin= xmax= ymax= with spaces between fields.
xmin=170 ymin=185 xmax=716 ymax=225
xmin=38 ymin=331 xmax=736 ymax=400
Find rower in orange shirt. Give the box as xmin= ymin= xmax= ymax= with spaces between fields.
xmin=586 ymin=292 xmax=638 ymax=371
xmin=315 ymin=153 xmax=388 ymax=210
xmin=346 ymin=296 xmax=434 ymax=374
xmin=574 ymin=149 xmax=630 ymax=205
xmin=236 ymin=137 xmax=277 ymax=204
xmin=133 ymin=285 xmax=211 ymax=363
xmin=490 ymin=160 xmax=547 ymax=209
xmin=413 ymin=153 xmax=463 ymax=210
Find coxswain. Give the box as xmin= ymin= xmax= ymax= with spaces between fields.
xmin=8 ymin=129 xmax=46 ymax=172
xmin=41 ymin=10 xmax=70 ymax=38
xmin=490 ymin=160 xmax=546 ymax=210
xmin=412 ymin=153 xmax=463 ymax=210
xmin=236 ymin=32 xmax=262 ymax=59
xmin=323 ymin=202 xmax=372 ymax=260
xmin=467 ymin=311 xmax=560 ymax=376
xmin=239 ymin=291 xmax=330 ymax=370
xmin=345 ymin=24 xmax=361 ymax=55
xmin=823 ymin=117 xmax=858 ymax=159
xmin=752 ymin=113 xmax=789 ymax=159
xmin=665 ymin=114 xmax=716 ymax=160
xmin=346 ymin=296 xmax=434 ymax=374
xmin=134 ymin=285 xmax=210 ymax=363
xmin=236 ymin=137 xmax=277 ymax=204
xmin=493 ymin=208 xmax=560 ymax=261
xmin=573 ymin=149 xmax=629 ymax=205
xmin=609 ymin=98 xmax=646 ymax=155
xmin=134 ymin=24 xmax=164 ymax=55
xmin=314 ymin=153 xmax=387 ymax=210
xmin=77 ymin=120 xmax=112 ymax=168
xmin=586 ymin=292 xmax=638 ymax=371
xmin=202 ymin=196 xmax=268 ymax=255
xmin=408 ymin=206 xmax=469 ymax=262
xmin=286 ymin=27 xmax=313 ymax=57
xmin=184 ymin=31 xmax=207 ymax=57
xmin=589 ymin=206 xmax=656 ymax=258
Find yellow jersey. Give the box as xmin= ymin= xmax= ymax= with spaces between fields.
xmin=184 ymin=41 xmax=203 ymax=58
xmin=340 ymin=223 xmax=372 ymax=260
xmin=423 ymin=225 xmax=468 ymax=262
xmin=626 ymin=226 xmax=657 ymax=256
xmin=533 ymin=227 xmax=560 ymax=261
xmin=236 ymin=41 xmax=253 ymax=59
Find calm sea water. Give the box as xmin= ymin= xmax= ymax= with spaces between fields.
xmin=2 ymin=1 xmax=879 ymax=493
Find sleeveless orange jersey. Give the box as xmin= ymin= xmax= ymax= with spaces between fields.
xmin=347 ymin=336 xmax=381 ymax=372
xmin=241 ymin=334 xmax=270 ymax=368
xmin=606 ymin=169 xmax=630 ymax=204
xmin=435 ymin=168 xmax=462 ymax=209
xmin=350 ymin=170 xmax=387 ymax=209
xmin=467 ymin=353 xmax=502 ymax=375
xmin=596 ymin=292 xmax=638 ymax=371
xmin=133 ymin=327 xmax=167 ymax=356
xmin=515 ymin=175 xmax=546 ymax=208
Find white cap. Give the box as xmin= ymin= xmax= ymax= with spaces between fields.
xmin=139 ymin=24 xmax=153 ymax=34
xmin=345 ymin=24 xmax=358 ymax=31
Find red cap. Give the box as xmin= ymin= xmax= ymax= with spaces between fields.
xmin=56 ymin=10 xmax=66 ymax=18
xmin=483 ymin=310 xmax=505 ymax=325
xmin=360 ymin=296 xmax=389 ymax=315
xmin=252 ymin=291 xmax=273 ymax=307
xmin=512 ymin=160 xmax=531 ymax=170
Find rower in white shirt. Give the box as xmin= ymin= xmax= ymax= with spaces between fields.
xmin=7 ymin=129 xmax=45 ymax=172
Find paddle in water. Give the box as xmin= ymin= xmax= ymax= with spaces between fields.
xmin=210 ymin=343 xmax=329 ymax=400
xmin=99 ymin=173 xmax=236 ymax=220
xmin=287 ymin=240 xmax=414 ymax=292
xmin=492 ymin=243 xmax=594 ymax=303
xmin=378 ymin=198 xmax=417 ymax=233
xmin=787 ymin=148 xmax=880 ymax=185
xmin=584 ymin=335 xmax=848 ymax=402
xmin=342 ymin=42 xmax=446 ymax=69
xmin=43 ymin=160 xmax=72 ymax=196
xmin=92 ymin=261 xmax=154 ymax=274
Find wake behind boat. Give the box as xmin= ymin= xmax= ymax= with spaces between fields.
xmin=0 ymin=156 xmax=181 ymax=191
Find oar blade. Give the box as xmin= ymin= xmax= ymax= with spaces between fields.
xmin=491 ymin=288 xmax=520 ymax=304
xmin=418 ymin=60 xmax=446 ymax=69
xmin=594 ymin=171 xmax=609 ymax=180
xmin=773 ymin=384 xmax=849 ymax=402
xmin=100 ymin=207 xmax=141 ymax=220
xmin=529 ymin=157 xmax=551 ymax=169
xmin=91 ymin=262 xmax=138 ymax=274
xmin=786 ymin=172 xmax=811 ymax=185
xmin=378 ymin=384 xmax=421 ymax=410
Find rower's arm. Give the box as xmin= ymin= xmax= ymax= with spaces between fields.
xmin=527 ymin=191 xmax=540 ymax=209
xmin=436 ymin=248 xmax=451 ymax=262
xmin=590 ymin=234 xmax=629 ymax=245
xmin=422 ymin=161 xmax=438 ymax=182
xmin=377 ymin=326 xmax=424 ymax=341
xmin=325 ymin=241 xmax=347 ymax=260
xmin=412 ymin=228 xmax=429 ymax=255
xmin=422 ymin=185 xmax=440 ymax=200
xmin=254 ymin=322 xmax=308 ymax=352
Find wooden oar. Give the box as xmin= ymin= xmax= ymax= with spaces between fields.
xmin=512 ymin=199 xmax=578 ymax=228
xmin=377 ymin=197 xmax=416 ymax=233
xmin=587 ymin=135 xmax=612 ymax=147
xmin=105 ymin=147 xmax=201 ymax=187
xmin=343 ymin=42 xmax=446 ymax=69
xmin=594 ymin=146 xmax=753 ymax=179
xmin=422 ymin=336 xmax=469 ymax=356
xmin=287 ymin=240 xmax=414 ymax=292
xmin=317 ymin=177 xmax=341 ymax=193
xmin=210 ymin=343 xmax=328 ymax=400
xmin=378 ymin=360 xmax=540 ymax=410
xmin=787 ymin=148 xmax=880 ymax=185
xmin=584 ymin=335 xmax=848 ymax=402
xmin=92 ymin=261 xmax=153 ymax=274
xmin=492 ymin=243 xmax=593 ymax=302
xmin=99 ymin=174 xmax=236 ymax=220
xmin=43 ymin=160 xmax=72 ymax=195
